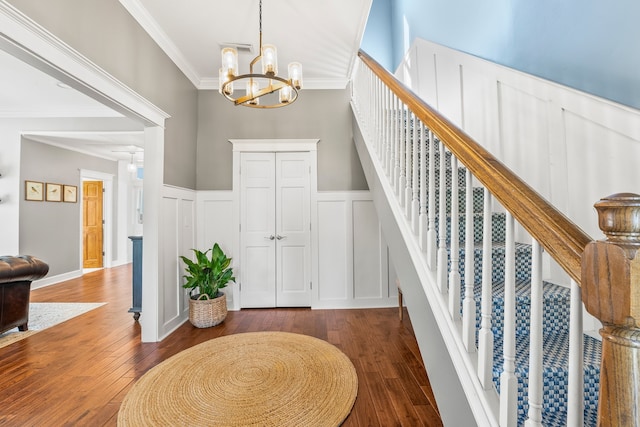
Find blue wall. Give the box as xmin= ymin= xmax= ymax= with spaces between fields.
xmin=361 ymin=0 xmax=394 ymax=71
xmin=362 ymin=0 xmax=640 ymax=110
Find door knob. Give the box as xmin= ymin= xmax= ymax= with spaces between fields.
xmin=266 ymin=235 xmax=275 ymax=240
xmin=276 ymin=235 xmax=286 ymax=240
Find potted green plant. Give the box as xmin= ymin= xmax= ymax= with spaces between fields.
xmin=179 ymin=243 xmax=235 ymax=328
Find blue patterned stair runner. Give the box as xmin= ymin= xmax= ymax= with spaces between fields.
xmin=429 ymin=160 xmax=602 ymax=426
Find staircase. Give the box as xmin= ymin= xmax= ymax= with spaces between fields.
xmin=350 ymin=50 xmax=615 ymax=426
xmin=431 ymin=152 xmax=603 ymax=425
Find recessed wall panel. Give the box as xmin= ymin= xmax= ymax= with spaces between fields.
xmin=353 ymin=200 xmax=381 ymax=299
xmin=318 ymin=201 xmax=348 ymax=300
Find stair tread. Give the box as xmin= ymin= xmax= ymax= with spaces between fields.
xmin=491 ymin=331 xmax=602 ymax=372
xmin=472 ymin=278 xmax=570 ymax=300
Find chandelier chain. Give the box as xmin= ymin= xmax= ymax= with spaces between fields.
xmin=259 ymin=0 xmax=262 ymax=35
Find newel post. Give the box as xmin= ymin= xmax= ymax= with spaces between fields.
xmin=582 ymin=193 xmax=640 ymax=426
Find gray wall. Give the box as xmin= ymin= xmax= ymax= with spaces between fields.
xmin=8 ymin=0 xmax=199 ymax=189
xmin=19 ymin=140 xmax=118 ymax=276
xmin=196 ymin=89 xmax=367 ymax=191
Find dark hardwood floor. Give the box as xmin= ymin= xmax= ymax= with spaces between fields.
xmin=0 ymin=264 xmax=442 ymax=426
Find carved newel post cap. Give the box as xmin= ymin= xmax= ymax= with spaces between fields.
xmin=583 ymin=193 xmax=640 ymax=325
xmin=594 ymin=193 xmax=640 ymax=244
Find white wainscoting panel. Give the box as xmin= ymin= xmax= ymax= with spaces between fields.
xmin=353 ymin=200 xmax=384 ymax=299
xmin=159 ymin=186 xmax=195 ymax=338
xmin=497 ymin=82 xmax=552 ymax=199
xmin=435 ymin=54 xmax=463 ymax=126
xmin=197 ymin=190 xmax=395 ymax=310
xmin=196 ymin=191 xmax=236 ymax=308
xmin=316 ymin=199 xmax=349 ymax=302
xmin=564 ymin=110 xmax=640 ymax=238
xmin=404 ymin=38 xmax=640 ymax=242
xmin=315 ymin=192 xmax=395 ymax=309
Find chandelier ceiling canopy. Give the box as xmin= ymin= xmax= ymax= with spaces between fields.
xmin=218 ymin=0 xmax=303 ymax=108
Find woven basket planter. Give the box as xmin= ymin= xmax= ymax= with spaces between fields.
xmin=189 ymin=292 xmax=227 ymax=328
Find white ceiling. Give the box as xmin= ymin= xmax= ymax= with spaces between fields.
xmin=1 ymin=0 xmax=372 ymax=161
xmin=120 ymin=0 xmax=373 ymax=89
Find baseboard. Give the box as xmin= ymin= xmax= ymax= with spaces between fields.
xmin=110 ymin=259 xmax=130 ymax=268
xmin=32 ymin=269 xmax=82 ymax=290
xmin=312 ymin=298 xmax=398 ymax=310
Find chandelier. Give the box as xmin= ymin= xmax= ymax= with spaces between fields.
xmin=218 ymin=0 xmax=302 ymax=108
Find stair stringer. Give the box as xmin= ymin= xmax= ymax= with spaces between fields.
xmin=352 ymin=106 xmax=500 ymax=427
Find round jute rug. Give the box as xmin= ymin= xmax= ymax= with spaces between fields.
xmin=118 ymin=331 xmax=358 ymax=426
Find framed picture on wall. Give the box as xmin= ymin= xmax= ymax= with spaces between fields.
xmin=46 ymin=183 xmax=62 ymax=202
xmin=63 ymin=185 xmax=78 ymax=203
xmin=25 ymin=180 xmax=44 ymax=201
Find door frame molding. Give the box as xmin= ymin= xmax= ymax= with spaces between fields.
xmin=80 ymin=170 xmax=114 ymax=270
xmin=230 ymin=139 xmax=319 ymax=311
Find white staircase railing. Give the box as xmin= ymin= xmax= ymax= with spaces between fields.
xmin=352 ymin=51 xmax=594 ymax=427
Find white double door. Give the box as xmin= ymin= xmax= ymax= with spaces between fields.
xmin=240 ymin=152 xmax=311 ymax=308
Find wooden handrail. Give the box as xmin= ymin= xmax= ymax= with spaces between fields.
xmin=358 ymin=49 xmax=592 ymax=284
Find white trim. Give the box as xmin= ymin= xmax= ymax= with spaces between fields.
xmin=80 ymin=170 xmax=115 ymax=269
xmin=0 ymin=2 xmax=170 ymax=127
xmin=230 ymin=139 xmax=319 ymax=153
xmin=0 ymin=107 xmax=122 ymax=119
xmin=140 ymin=126 xmax=164 ymax=342
xmin=32 ymin=269 xmax=82 ymax=290
xmin=118 ymin=0 xmax=200 ymax=88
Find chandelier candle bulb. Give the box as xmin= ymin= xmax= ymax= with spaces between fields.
xmin=288 ymin=62 xmax=303 ymax=89
xmin=262 ymin=45 xmax=278 ymax=75
xmin=246 ymin=80 xmax=259 ymax=105
xmin=218 ymin=69 xmax=233 ymax=95
xmin=279 ymin=86 xmax=292 ymax=103
xmin=221 ymin=47 xmax=238 ymax=76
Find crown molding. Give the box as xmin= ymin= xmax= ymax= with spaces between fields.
xmin=119 ymin=0 xmax=201 ymax=88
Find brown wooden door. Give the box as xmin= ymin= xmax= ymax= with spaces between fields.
xmin=83 ymin=180 xmax=103 ymax=268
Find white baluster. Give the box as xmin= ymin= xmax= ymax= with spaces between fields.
xmin=436 ymin=141 xmax=448 ymax=293
xmin=405 ymin=110 xmax=413 ymax=219
xmin=567 ymin=279 xmax=584 ymax=427
xmin=372 ymin=78 xmax=377 ymax=153
xmin=525 ymin=240 xmax=543 ymax=427
xmin=462 ymin=169 xmax=476 ymax=352
xmin=419 ymin=122 xmax=428 ymax=250
xmin=398 ymin=107 xmax=406 ymax=203
xmin=478 ymin=189 xmax=494 ymax=389
xmin=427 ymin=131 xmax=437 ymax=269
xmin=391 ymin=96 xmax=398 ymax=190
xmin=375 ymin=79 xmax=384 ymax=156
xmin=448 ymin=155 xmax=461 ymax=320
xmin=384 ymin=88 xmax=391 ymax=175
xmin=411 ymin=115 xmax=420 ymax=232
xmin=500 ymin=212 xmax=517 ymax=427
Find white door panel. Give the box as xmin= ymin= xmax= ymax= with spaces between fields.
xmin=240 ymin=153 xmax=276 ymax=308
xmin=240 ymin=151 xmax=311 ymax=308
xmin=276 ymin=152 xmax=311 ymax=306
xmin=242 ymin=245 xmax=276 ymax=307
